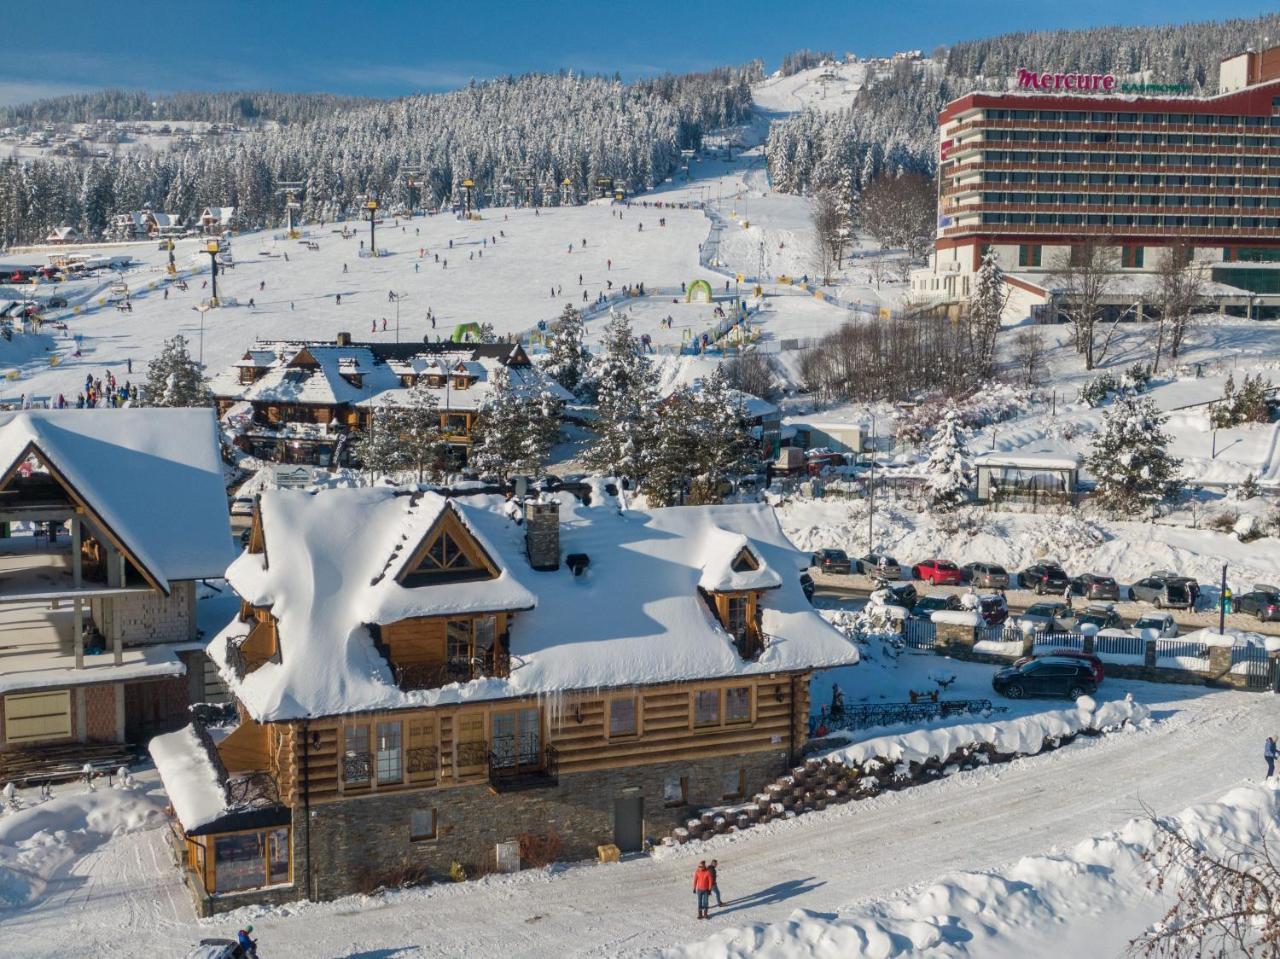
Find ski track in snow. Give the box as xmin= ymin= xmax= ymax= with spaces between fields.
xmin=2 ymin=686 xmax=1271 ymax=959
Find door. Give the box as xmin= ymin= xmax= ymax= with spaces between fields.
xmin=614 ymin=795 xmax=644 ymax=853
xmin=491 ymin=707 xmax=541 ymax=774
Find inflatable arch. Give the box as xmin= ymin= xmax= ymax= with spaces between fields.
xmin=451 ymin=322 xmax=484 ymax=343
xmin=685 ymin=279 xmax=713 ymax=304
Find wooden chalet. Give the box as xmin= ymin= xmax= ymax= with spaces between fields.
xmin=208 ymin=334 xmax=568 ymax=468
xmin=0 ymin=410 xmax=235 ymax=775
xmin=151 ymin=488 xmax=857 ymax=914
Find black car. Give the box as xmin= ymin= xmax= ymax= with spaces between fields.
xmin=812 ymin=548 xmax=852 ymax=575
xmin=1069 ymin=573 xmax=1120 ymax=601
xmin=909 ymin=593 xmax=961 ymax=620
xmin=879 ymin=581 xmax=919 ymax=609
xmin=1018 ymin=563 xmax=1070 ymax=594
xmin=963 ymin=562 xmax=1010 ymax=589
xmin=992 ymin=656 xmax=1099 ymax=700
xmin=800 ymin=572 xmax=815 ymax=601
xmin=1236 ymin=588 xmax=1280 ymax=622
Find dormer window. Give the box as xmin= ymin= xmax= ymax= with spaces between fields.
xmin=730 ymin=549 xmax=758 ymax=574
xmin=405 ymin=529 xmax=482 ymax=584
xmin=452 ymin=375 xmax=470 ymax=390
xmin=725 ymin=596 xmax=749 ymax=639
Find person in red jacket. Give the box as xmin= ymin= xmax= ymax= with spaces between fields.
xmin=693 ymin=860 xmax=714 ymax=919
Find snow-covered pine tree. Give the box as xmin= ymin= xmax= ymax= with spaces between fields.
xmin=1087 ymin=395 xmax=1182 ymax=515
xmin=923 ymin=407 xmax=972 ymax=509
xmin=353 ymin=403 xmax=408 ymax=482
xmin=138 ymin=335 xmax=212 ymax=407
xmin=470 ymin=365 xmax=526 ymax=481
xmin=518 ymin=386 xmax=563 ymax=479
xmin=966 ymin=248 xmax=1006 ymax=375
xmin=688 ymin=368 xmax=754 ymax=504
xmin=583 ymin=313 xmax=658 ymax=484
xmin=543 ymin=303 xmax=590 ymax=394
xmin=392 ymin=378 xmax=445 ymax=482
xmin=640 ymin=386 xmax=697 ymax=507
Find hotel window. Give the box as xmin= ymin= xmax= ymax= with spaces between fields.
xmin=693 ymin=689 xmax=721 ymax=727
xmin=410 ymin=808 xmax=438 ymax=842
xmin=376 ymin=721 xmax=403 ymax=785
xmin=609 ymin=696 xmax=639 ymax=739
xmin=725 ymin=687 xmax=752 ymax=724
xmin=343 ymin=724 xmax=371 ymax=786
xmin=1122 ymin=246 xmax=1144 ymax=269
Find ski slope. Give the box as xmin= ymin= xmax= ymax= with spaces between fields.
xmin=2 ymin=683 xmax=1272 ymax=959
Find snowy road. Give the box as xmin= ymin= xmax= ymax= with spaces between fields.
xmin=6 ymin=685 xmax=1273 ymax=959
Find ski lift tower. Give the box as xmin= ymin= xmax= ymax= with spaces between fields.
xmin=403 ymin=168 xmax=421 ymax=215
xmin=363 ymin=197 xmax=379 ymax=253
xmin=515 ymin=167 xmax=536 ymax=207
xmin=277 ymin=181 xmax=304 ymax=238
xmin=681 ymin=148 xmax=696 ymax=181
xmin=204 ymin=239 xmax=221 ymax=307
xmin=461 ymin=178 xmax=476 ymax=217
xmin=560 ymin=177 xmax=574 ymax=207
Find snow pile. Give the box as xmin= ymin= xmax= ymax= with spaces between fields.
xmin=824 ymin=695 xmax=1150 ymax=769
xmin=0 ymin=785 xmax=162 ymax=909
xmin=656 ymin=781 xmax=1278 ymax=959
xmin=930 ymin=610 xmax=983 ymax=627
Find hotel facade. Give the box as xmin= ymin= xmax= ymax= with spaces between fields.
xmin=912 ymin=46 xmax=1280 ymax=319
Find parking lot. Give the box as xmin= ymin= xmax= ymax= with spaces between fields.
xmin=808 ymin=570 xmax=1280 ymax=637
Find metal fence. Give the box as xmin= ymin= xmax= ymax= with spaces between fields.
xmin=1230 ymin=644 xmax=1276 ymax=690
xmin=1092 ymin=633 xmax=1147 ymax=659
xmin=1155 ymin=639 xmax=1209 ymax=665
xmin=977 ymin=625 xmax=1025 ymax=645
xmin=902 ymin=619 xmax=936 ymax=650
xmin=821 ymin=698 xmax=1008 ymax=733
xmin=1032 ymin=631 xmax=1084 ymax=653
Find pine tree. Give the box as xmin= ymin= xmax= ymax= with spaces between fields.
xmin=1087 ymin=395 xmax=1182 ymax=515
xmin=688 ymin=368 xmax=754 ymax=504
xmin=353 ymin=403 xmax=408 ymax=481
xmin=543 ymin=303 xmax=590 ymax=394
xmin=584 ymin=314 xmax=658 ymax=483
xmin=966 ymin=249 xmax=1006 ymax=374
xmin=1209 ymin=373 xmax=1238 ymax=429
xmin=391 ymin=379 xmax=446 ymax=482
xmin=138 ymin=335 xmax=211 ymax=407
xmin=640 ymin=387 xmax=697 ymax=507
xmin=923 ymin=407 xmax=972 ymax=509
xmin=472 ymin=366 xmax=562 ymax=481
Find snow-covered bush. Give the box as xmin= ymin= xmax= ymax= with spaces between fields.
xmin=1233 ymin=512 xmax=1263 ymax=543
xmin=1086 ymin=396 xmax=1182 ymax=515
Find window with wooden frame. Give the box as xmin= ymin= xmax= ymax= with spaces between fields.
xmin=608 ymin=696 xmax=639 ymax=739
xmin=724 ymin=686 xmax=752 ymax=724
xmin=730 ymin=548 xmax=758 ymax=573
xmin=342 ymin=724 xmax=371 ymax=787
xmin=399 ymin=508 xmax=496 ymax=587
xmin=410 ymin=808 xmax=438 ymax=842
xmin=725 ymin=596 xmax=749 ymax=639
xmin=693 ymin=689 xmax=721 ymax=728
xmin=375 ymin=721 xmax=403 ymax=785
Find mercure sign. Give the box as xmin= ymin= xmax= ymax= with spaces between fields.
xmin=1017 ymin=68 xmax=1115 ymax=92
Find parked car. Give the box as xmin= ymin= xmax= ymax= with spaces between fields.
xmin=856 ymin=553 xmax=902 ymax=580
xmin=1153 ymin=570 xmax=1200 ymax=607
xmin=1235 ymin=587 xmax=1280 ymax=622
xmin=992 ymin=656 xmax=1099 ymax=700
xmin=979 ymin=594 xmax=1009 ymax=626
xmin=43 ymin=295 xmax=68 ymax=309
xmin=1129 ymin=574 xmax=1193 ymax=609
xmin=962 ymin=562 xmax=1010 ymax=589
xmin=1015 ymin=649 xmax=1105 ymax=683
xmin=812 ymin=548 xmax=852 ymax=575
xmin=879 ymin=581 xmax=919 ymax=609
xmin=1014 ymin=602 xmax=1077 ymax=634
xmin=229 ymin=495 xmax=255 ymax=517
xmin=1069 ymin=573 xmax=1120 ymax=601
xmin=800 ymin=572 xmax=815 ymax=600
xmin=1074 ymin=603 xmax=1125 ymax=632
xmin=912 ymin=559 xmax=964 ymax=585
xmin=1132 ymin=612 xmax=1178 ymax=638
xmin=910 ymin=593 xmax=961 ymax=619
xmin=1017 ymin=562 xmax=1070 ymax=594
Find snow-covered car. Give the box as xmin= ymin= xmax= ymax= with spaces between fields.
xmin=881 ymin=581 xmax=918 ymax=609
xmin=1014 ymin=602 xmax=1077 ymax=634
xmin=229 ymin=495 xmax=255 ymax=516
xmin=1073 ymin=604 xmax=1125 ymax=632
xmin=1132 ymin=612 xmax=1178 ymax=638
xmin=185 ymin=940 xmax=248 ymax=959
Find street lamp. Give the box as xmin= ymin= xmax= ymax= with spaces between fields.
xmin=390 ymin=291 xmax=408 ymax=343
xmin=204 ymin=240 xmax=221 ymax=307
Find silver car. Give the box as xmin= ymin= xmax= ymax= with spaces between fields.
xmin=1132 ymin=612 xmax=1178 ymax=638
xmin=857 ymin=553 xmax=902 ymax=580
xmin=962 ymin=562 xmax=1010 ymax=589
xmin=1014 ymin=602 xmax=1078 ymax=634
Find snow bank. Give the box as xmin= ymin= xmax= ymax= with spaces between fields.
xmin=930 ymin=610 xmax=983 ymax=628
xmin=0 ymin=786 xmax=162 ymax=909
xmin=656 ymin=782 xmax=1278 ymax=959
xmin=824 ymin=696 xmax=1150 ymax=769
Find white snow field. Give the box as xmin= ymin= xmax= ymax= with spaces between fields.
xmin=1 ymin=683 xmax=1274 ymax=959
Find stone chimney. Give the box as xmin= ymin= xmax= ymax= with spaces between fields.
xmin=335 ymin=330 xmax=352 ymax=346
xmin=524 ymin=499 xmax=560 ymax=571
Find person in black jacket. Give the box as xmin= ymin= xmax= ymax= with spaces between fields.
xmin=708 ymin=859 xmax=723 ymax=908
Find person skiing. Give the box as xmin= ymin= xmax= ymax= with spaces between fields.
xmin=259 ymin=280 xmax=265 ymax=292
xmin=708 ymin=859 xmax=723 ymax=908
xmin=237 ymin=924 xmax=258 ymax=958
xmin=336 ymin=294 xmax=341 ymax=305
xmin=343 ymin=263 xmax=348 ymax=273
xmin=693 ymin=861 xmax=713 ymax=919
xmin=1267 ymin=736 xmax=1277 ymax=778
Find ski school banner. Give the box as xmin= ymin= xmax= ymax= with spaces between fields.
xmin=1015 ymin=68 xmax=1191 ymax=95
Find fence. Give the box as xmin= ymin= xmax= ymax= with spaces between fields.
xmin=977 ymin=625 xmax=1025 ymax=645
xmin=1155 ymin=639 xmax=1209 ymax=666
xmin=821 ymin=699 xmax=1008 ymax=733
xmin=1092 ymin=633 xmax=1147 ymax=660
xmin=902 ymin=619 xmax=936 ymax=650
xmin=1032 ymin=631 xmax=1083 ymax=653
xmin=1230 ymin=643 xmax=1276 ymax=690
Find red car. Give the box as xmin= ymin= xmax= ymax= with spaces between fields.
xmin=1014 ymin=649 xmax=1105 ymax=683
xmin=912 ymin=559 xmax=964 ymax=585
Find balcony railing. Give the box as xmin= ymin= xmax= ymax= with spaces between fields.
xmin=225 ymin=639 xmax=273 ymax=681
xmin=487 ymin=737 xmax=558 ymax=791
xmin=392 ymin=648 xmax=511 ymax=691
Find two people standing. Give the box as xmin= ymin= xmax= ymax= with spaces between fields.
xmin=692 ymin=859 xmax=723 ymax=919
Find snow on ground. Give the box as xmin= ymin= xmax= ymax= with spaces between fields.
xmin=752 ymin=63 xmax=872 ymax=117
xmin=2 ymin=682 xmax=1272 ymax=959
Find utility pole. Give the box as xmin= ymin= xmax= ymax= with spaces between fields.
xmin=364 ymin=198 xmax=379 ymax=254
xmin=1219 ymin=563 xmax=1228 ymax=635
xmin=867 ymin=413 xmax=876 ymax=550
xmin=204 ymin=240 xmax=220 ymax=306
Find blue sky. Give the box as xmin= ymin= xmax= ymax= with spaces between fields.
xmin=1 ymin=0 xmax=1276 ymax=105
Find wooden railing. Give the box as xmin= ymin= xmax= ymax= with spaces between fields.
xmin=393 ymin=648 xmax=511 ymax=691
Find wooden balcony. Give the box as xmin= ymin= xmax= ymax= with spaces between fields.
xmin=486 ymin=739 xmax=559 ymax=793
xmin=392 ymin=648 xmax=512 ymax=691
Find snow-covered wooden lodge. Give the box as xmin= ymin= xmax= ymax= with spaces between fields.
xmin=198 ymin=206 xmax=236 ymax=235
xmin=0 ymin=410 xmax=234 ymax=772
xmin=107 ymin=209 xmax=186 ymax=241
xmin=150 ymin=488 xmax=856 ymax=914
xmin=208 ymin=334 xmax=570 ymax=468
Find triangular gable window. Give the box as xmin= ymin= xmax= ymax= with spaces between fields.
xmin=399 ymin=512 xmax=496 ymax=587
xmin=730 ymin=548 xmax=759 ymax=573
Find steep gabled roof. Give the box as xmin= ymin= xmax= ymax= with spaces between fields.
xmin=0 ymin=409 xmax=235 ymax=590
xmin=212 ymin=489 xmax=856 ymax=722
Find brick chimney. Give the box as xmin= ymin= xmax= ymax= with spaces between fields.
xmin=524 ymin=500 xmax=560 ymax=571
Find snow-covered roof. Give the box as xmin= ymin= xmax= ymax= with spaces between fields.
xmin=974 ymin=452 xmax=1082 ymax=471
xmin=149 ymin=725 xmax=228 ymax=831
xmin=213 ymin=489 xmax=857 ymax=722
xmin=200 ymin=206 xmax=235 ymax=224
xmin=0 ymin=409 xmax=235 ymax=590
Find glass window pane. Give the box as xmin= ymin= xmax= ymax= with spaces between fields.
xmin=376 ymin=721 xmax=402 ymax=784
xmin=268 ymin=827 xmax=290 ymax=885
xmin=411 ymin=809 xmax=437 ymax=842
xmin=609 ymin=697 xmax=637 ymax=737
xmin=344 ymin=725 xmax=370 ymax=785
xmin=214 ymin=832 xmax=265 ymax=893
xmin=694 ymin=690 xmax=720 ymax=727
xmin=725 ymin=687 xmax=751 ymax=724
